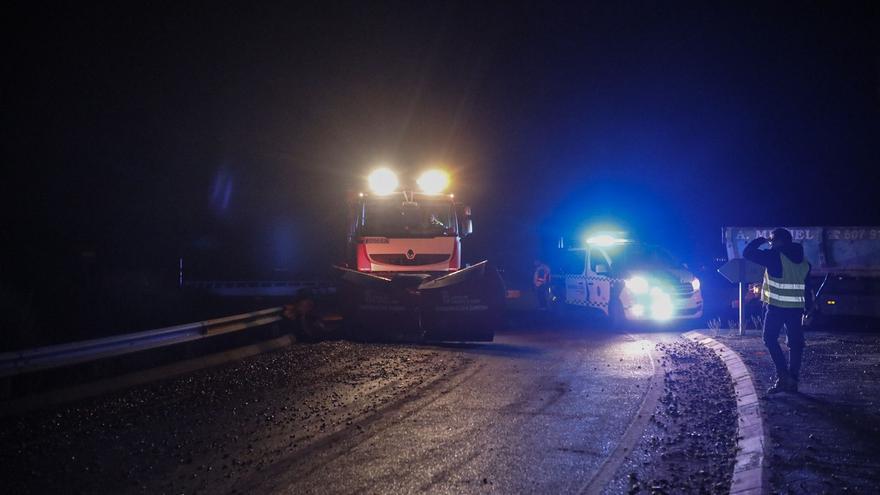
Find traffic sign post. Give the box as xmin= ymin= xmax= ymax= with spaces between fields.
xmin=717 ymin=258 xmax=764 ymax=336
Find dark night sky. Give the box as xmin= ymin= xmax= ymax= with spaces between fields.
xmin=4 ymin=2 xmax=879 ymax=285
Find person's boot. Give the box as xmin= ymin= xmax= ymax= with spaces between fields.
xmin=767 ymin=373 xmax=791 ymax=394
xmin=787 ymin=376 xmax=799 ymax=393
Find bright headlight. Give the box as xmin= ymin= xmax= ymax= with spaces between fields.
xmin=691 ymin=277 xmax=701 ymax=292
xmin=417 ymin=169 xmax=450 ymax=194
xmin=626 ymin=276 xmax=649 ymax=294
xmin=368 ymin=168 xmax=399 ymax=195
xmin=631 ymin=304 xmax=645 ymax=317
xmin=651 ymin=299 xmax=674 ymax=320
xmin=649 ymin=288 xmax=674 ymax=320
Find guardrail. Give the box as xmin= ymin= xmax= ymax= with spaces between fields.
xmin=183 ymin=280 xmax=336 ymax=297
xmin=0 ymin=307 xmax=284 ymax=378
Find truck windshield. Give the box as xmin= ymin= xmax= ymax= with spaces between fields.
xmin=611 ymin=243 xmax=681 ymax=272
xmin=360 ymin=198 xmax=456 ymax=237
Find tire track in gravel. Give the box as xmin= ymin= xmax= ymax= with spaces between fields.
xmin=412 ymin=370 xmax=580 ymax=494
xmin=235 ymin=358 xmax=484 ymax=493
xmin=2 ymin=343 xmax=356 ymax=452
xmin=159 ymin=344 xmax=474 ymax=494
xmin=265 ymin=329 xmax=658 ymax=494
xmin=0 ymin=341 xmax=469 ymax=495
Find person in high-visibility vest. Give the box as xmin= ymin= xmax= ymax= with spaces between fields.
xmin=744 ymin=228 xmax=813 ymax=393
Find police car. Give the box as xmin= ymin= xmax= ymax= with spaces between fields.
xmin=552 ymin=234 xmax=703 ymax=324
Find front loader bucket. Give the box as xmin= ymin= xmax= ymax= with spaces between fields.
xmin=418 ymin=261 xmax=504 ymax=342
xmin=334 ymin=267 xmax=423 ymax=341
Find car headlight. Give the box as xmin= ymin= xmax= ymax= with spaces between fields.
xmin=649 ymin=288 xmax=674 ymax=320
xmin=691 ymin=277 xmax=701 ymax=292
xmin=631 ymin=304 xmax=645 ymax=317
xmin=626 ymin=276 xmax=649 ymax=294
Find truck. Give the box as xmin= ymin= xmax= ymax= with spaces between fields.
xmin=552 ymin=234 xmax=703 ymax=324
xmin=723 ymin=226 xmax=880 ymax=325
xmin=332 ymin=168 xmax=504 ymax=341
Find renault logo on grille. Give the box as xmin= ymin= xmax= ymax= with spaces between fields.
xmin=406 ymin=249 xmax=416 ymax=260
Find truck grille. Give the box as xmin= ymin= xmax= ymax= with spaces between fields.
xmin=370 ymin=254 xmax=451 ymax=266
xmin=668 ymin=282 xmax=695 ymax=298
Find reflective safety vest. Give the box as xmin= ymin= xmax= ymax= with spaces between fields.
xmin=761 ymin=253 xmax=809 ymax=308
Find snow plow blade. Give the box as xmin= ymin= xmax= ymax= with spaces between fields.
xmin=417 ymin=261 xmax=503 ymax=342
xmin=335 ymin=268 xmax=423 ymax=341
xmin=334 ymin=261 xmax=503 ymax=342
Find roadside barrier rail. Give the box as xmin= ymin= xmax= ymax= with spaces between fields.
xmin=0 ymin=307 xmax=284 ymax=378
xmin=183 ymin=280 xmax=336 ymax=297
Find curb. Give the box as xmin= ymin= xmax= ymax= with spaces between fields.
xmin=683 ymin=331 xmax=767 ymax=495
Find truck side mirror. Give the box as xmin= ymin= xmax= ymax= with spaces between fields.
xmin=595 ymin=263 xmax=608 ymax=274
xmin=459 ymin=205 xmax=473 ymax=236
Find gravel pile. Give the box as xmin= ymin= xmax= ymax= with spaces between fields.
xmin=609 ymin=340 xmax=738 ymax=494
xmin=0 ymin=340 xmax=468 ymax=494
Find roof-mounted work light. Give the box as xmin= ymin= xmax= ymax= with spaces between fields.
xmin=368 ymin=168 xmax=399 ymax=195
xmin=416 ymin=169 xmax=450 ymax=194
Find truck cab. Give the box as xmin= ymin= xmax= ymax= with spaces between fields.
xmin=346 ymin=191 xmax=472 ymax=274
xmin=334 ymin=167 xmax=499 ymax=343
xmin=557 ymin=237 xmax=703 ymax=323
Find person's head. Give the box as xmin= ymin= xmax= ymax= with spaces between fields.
xmin=769 ymin=228 xmax=792 ymax=249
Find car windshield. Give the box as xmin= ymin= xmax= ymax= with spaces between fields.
xmin=611 ymin=243 xmax=681 ymax=272
xmin=360 ymin=197 xmax=456 ymax=237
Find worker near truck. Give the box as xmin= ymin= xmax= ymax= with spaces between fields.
xmin=744 ymin=228 xmax=813 ymax=393
xmin=533 ymin=259 xmax=551 ymax=309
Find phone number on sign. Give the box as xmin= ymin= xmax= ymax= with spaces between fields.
xmin=827 ymin=229 xmax=880 ymax=240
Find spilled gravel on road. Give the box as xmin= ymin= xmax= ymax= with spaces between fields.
xmin=0 ymin=340 xmax=469 ymax=494
xmin=605 ymin=340 xmax=738 ymax=494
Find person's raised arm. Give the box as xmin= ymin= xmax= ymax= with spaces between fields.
xmin=743 ymin=237 xmax=775 ymax=268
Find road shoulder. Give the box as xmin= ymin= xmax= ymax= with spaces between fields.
xmin=710 ymin=330 xmax=880 ymax=494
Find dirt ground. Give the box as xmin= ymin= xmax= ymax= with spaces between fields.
xmin=716 ymin=330 xmax=880 ymax=494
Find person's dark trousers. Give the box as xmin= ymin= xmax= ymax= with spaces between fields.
xmin=535 ymin=286 xmax=547 ymax=309
xmin=762 ymin=304 xmax=806 ymax=380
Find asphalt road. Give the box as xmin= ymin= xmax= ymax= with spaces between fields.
xmin=249 ymin=325 xmax=668 ymax=494
xmin=1 ymin=320 xmax=686 ymax=494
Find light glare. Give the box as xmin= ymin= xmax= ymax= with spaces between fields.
xmin=631 ymin=304 xmax=645 ymax=317
xmin=586 ymin=234 xmax=627 ymax=246
xmin=650 ymin=289 xmax=674 ymax=320
xmin=368 ymin=168 xmax=399 ymax=195
xmin=626 ymin=276 xmax=649 ymax=294
xmin=417 ymin=169 xmax=450 ymax=194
